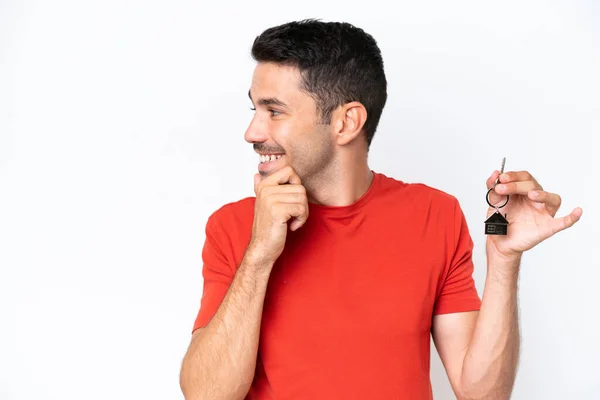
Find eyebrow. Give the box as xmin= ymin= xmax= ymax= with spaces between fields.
xmin=248 ymin=90 xmax=290 ymax=109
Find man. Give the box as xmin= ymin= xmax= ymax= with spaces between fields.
xmin=179 ymin=20 xmax=582 ymax=399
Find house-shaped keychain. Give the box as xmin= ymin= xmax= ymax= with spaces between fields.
xmin=484 ymin=211 xmax=508 ymax=235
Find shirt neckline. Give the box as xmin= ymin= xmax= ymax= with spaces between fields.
xmin=307 ymin=170 xmax=380 ymax=218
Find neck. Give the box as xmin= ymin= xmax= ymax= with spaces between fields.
xmin=304 ymin=152 xmax=374 ymax=207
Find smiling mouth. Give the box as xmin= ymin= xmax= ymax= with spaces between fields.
xmin=259 ymin=154 xmax=285 ymax=164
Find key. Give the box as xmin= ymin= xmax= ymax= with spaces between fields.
xmin=493 ymin=157 xmax=506 ymax=189
xmin=485 ymin=157 xmax=509 ymax=235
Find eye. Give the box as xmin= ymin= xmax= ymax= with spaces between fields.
xmin=249 ymin=107 xmax=256 ymax=111
xmin=269 ymin=109 xmax=281 ymax=117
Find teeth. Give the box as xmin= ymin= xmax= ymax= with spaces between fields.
xmin=259 ymin=154 xmax=284 ymax=163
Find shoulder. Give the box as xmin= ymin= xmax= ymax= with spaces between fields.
xmin=374 ymin=172 xmax=468 ymax=244
xmin=375 ymin=171 xmax=460 ymax=209
xmin=202 ymin=197 xmax=256 ymax=266
xmin=206 ymin=196 xmax=256 ymax=231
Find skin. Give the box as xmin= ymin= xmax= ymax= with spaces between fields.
xmin=179 ymin=63 xmax=374 ymax=400
xmin=180 ymin=60 xmax=583 ymax=400
xmin=432 ymin=171 xmax=582 ymax=399
xmin=245 ymin=62 xmax=374 ymax=208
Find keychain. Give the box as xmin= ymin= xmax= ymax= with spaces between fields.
xmin=484 ymin=157 xmax=509 ymax=235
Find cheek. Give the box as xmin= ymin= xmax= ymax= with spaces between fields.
xmin=272 ymin=119 xmax=305 ymax=151
xmin=296 ymin=127 xmax=333 ymax=162
xmin=275 ymin=122 xmax=295 ymax=141
xmin=275 ymin=116 xmax=330 ymax=159
xmin=271 ymin=119 xmax=302 ymax=142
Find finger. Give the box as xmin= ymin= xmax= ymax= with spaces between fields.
xmin=262 ymin=166 xmax=301 ymax=186
xmin=495 ymin=180 xmax=541 ymax=196
xmin=254 ymin=167 xmax=301 ymax=196
xmin=261 ymin=184 xmax=307 ymax=196
xmin=275 ymin=202 xmax=308 ymax=231
xmin=487 ymin=172 xmax=512 ymax=207
xmin=499 ymin=170 xmax=542 ymax=189
xmin=548 ymin=207 xmax=583 ymax=235
xmin=528 ymin=190 xmax=562 ymax=216
xmin=486 ymin=171 xmax=505 ymax=206
xmin=486 ymin=170 xmax=500 ymax=190
xmin=290 ymin=213 xmax=309 ymax=231
xmin=290 ymin=201 xmax=310 ymax=231
xmin=265 ymin=192 xmax=307 ymax=205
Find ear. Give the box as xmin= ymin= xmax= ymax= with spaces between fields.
xmin=331 ymin=102 xmax=368 ymax=146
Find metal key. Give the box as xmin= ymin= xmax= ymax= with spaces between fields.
xmin=493 ymin=157 xmax=506 ymax=189
xmin=485 ymin=157 xmax=509 ymax=235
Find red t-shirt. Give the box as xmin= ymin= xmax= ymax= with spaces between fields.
xmin=193 ymin=171 xmax=481 ymax=399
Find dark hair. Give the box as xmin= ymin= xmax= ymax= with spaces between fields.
xmin=251 ymin=19 xmax=387 ymax=149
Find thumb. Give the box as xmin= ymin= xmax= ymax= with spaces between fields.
xmin=548 ymin=207 xmax=583 ymax=236
xmin=486 ymin=170 xmax=500 ymax=190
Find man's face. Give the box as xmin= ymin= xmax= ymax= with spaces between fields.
xmin=245 ymin=62 xmax=334 ymax=181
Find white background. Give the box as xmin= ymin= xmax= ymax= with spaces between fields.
xmin=1 ymin=1 xmax=599 ymax=399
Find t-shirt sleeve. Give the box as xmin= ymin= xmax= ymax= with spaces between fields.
xmin=433 ymin=198 xmax=482 ymax=315
xmin=192 ymin=212 xmax=236 ymax=332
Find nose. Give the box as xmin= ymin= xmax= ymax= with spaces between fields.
xmin=244 ymin=114 xmax=269 ymax=144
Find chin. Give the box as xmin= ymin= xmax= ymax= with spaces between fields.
xmin=258 ymin=156 xmax=291 ymax=177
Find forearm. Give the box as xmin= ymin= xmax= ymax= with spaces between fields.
xmin=180 ymin=254 xmax=274 ymax=400
xmin=459 ymin=249 xmax=521 ymax=400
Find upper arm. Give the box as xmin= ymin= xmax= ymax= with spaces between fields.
xmin=430 ymin=198 xmax=482 ymax=394
xmin=192 ymin=213 xmax=237 ymax=331
xmin=432 ymin=311 xmax=479 ymax=395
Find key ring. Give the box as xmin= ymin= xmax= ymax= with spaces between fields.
xmin=484 ymin=157 xmax=510 ymax=236
xmin=486 ymin=187 xmax=509 ymax=209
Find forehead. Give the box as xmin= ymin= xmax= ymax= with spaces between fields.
xmin=250 ymin=63 xmax=306 ymax=102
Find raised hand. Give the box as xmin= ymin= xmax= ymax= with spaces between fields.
xmin=484 ymin=169 xmax=583 ymax=259
xmin=247 ymin=166 xmax=309 ymax=266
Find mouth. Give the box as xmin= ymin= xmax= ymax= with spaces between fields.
xmin=259 ymin=154 xmax=285 ymax=164
xmin=257 ymin=153 xmax=285 ymax=172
